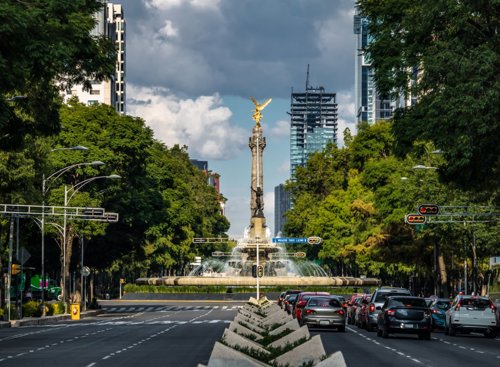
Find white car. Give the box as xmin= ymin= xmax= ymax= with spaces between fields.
xmin=445 ymin=295 xmax=497 ymax=338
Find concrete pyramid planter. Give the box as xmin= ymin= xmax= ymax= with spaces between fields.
xmin=200 ymin=297 xmax=347 ymax=367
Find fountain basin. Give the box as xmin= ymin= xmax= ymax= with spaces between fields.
xmin=136 ymin=276 xmax=380 ymax=287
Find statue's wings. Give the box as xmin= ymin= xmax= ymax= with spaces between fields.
xmin=260 ymin=98 xmax=272 ymax=110
xmin=250 ymin=97 xmax=258 ymax=107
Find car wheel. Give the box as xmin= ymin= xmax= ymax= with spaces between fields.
xmin=377 ymin=328 xmax=382 ymax=337
xmin=381 ymin=327 xmax=389 ymax=338
xmin=338 ymin=325 xmax=345 ymax=332
xmin=484 ymin=328 xmax=498 ymax=339
xmin=366 ymin=323 xmax=374 ymax=332
xmin=449 ymin=324 xmax=456 ymax=336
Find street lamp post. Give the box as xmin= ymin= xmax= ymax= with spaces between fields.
xmin=62 ymin=175 xmax=120 ymax=307
xmin=41 ymin=157 xmax=103 ymax=316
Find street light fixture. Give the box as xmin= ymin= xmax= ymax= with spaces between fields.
xmin=41 ymin=159 xmax=104 ymax=316
xmin=62 ymin=174 xmax=121 ymax=307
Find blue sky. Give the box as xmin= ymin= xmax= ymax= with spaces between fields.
xmin=115 ymin=0 xmax=358 ymax=237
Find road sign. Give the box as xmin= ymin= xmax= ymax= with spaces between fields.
xmin=82 ymin=266 xmax=90 ymax=277
xmin=17 ymin=246 xmax=31 ymax=265
xmin=418 ymin=204 xmax=440 ymax=215
xmin=405 ymin=214 xmax=426 ymax=224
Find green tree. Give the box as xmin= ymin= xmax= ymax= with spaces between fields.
xmin=0 ymin=0 xmax=115 ymax=149
xmin=357 ymin=0 xmax=500 ymax=192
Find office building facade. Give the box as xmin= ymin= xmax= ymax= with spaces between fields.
xmin=289 ymin=76 xmax=338 ymax=177
xmin=63 ymin=1 xmax=126 ymax=114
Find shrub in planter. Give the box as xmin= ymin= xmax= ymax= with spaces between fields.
xmin=23 ymin=301 xmax=42 ymax=317
xmin=51 ymin=302 xmax=65 ymax=315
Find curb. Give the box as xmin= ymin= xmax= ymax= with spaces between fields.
xmin=4 ymin=309 xmax=103 ymax=328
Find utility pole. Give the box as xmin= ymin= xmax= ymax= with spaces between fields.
xmin=7 ymin=217 xmax=14 ymax=321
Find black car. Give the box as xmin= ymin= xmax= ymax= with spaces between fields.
xmin=377 ymin=296 xmax=432 ymax=340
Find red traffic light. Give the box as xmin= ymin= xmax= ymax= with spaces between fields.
xmin=405 ymin=214 xmax=426 ymax=224
xmin=418 ymin=204 xmax=440 ymax=215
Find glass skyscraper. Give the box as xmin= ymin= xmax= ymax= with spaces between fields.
xmin=289 ymin=79 xmax=338 ymax=178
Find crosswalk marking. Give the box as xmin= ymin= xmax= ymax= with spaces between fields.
xmin=102 ymin=305 xmax=242 ymax=313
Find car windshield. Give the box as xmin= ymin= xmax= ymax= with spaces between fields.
xmin=288 ymin=294 xmax=298 ymax=302
xmin=308 ymin=297 xmax=341 ymax=308
xmin=389 ymin=298 xmax=427 ymax=308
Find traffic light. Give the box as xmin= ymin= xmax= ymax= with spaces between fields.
xmin=405 ymin=214 xmax=426 ymax=224
xmin=251 ymin=264 xmax=258 ymax=278
xmin=418 ymin=204 xmax=440 ymax=215
xmin=11 ymin=263 xmax=21 ymax=275
xmin=257 ymin=265 xmax=264 ymax=278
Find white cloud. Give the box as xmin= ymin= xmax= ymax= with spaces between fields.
xmin=335 ymin=91 xmax=357 ymax=146
xmin=145 ymin=0 xmax=221 ymax=10
xmin=159 ymin=20 xmax=179 ymax=38
xmin=127 ymin=84 xmax=247 ymax=159
xmin=267 ymin=119 xmax=289 ymax=138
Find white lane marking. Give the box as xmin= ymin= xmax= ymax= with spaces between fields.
xmin=86 ymin=363 xmax=96 ymax=367
xmin=346 ymin=327 xmax=426 ymax=365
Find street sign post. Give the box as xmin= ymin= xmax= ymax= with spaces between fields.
xmin=272 ymin=236 xmax=323 ymax=244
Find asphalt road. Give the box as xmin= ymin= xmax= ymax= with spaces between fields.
xmin=0 ymin=300 xmax=499 ymax=367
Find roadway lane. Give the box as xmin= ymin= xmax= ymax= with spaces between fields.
xmin=0 ymin=303 xmax=238 ymax=367
xmin=312 ymin=324 xmax=500 ymax=367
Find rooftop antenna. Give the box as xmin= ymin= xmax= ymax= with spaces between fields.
xmin=306 ymin=64 xmax=310 ymax=90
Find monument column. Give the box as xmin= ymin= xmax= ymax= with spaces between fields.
xmin=248 ymin=97 xmax=271 ymax=240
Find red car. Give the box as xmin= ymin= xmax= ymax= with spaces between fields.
xmin=294 ymin=292 xmax=330 ymax=324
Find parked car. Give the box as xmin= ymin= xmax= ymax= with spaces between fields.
xmin=365 ymin=287 xmax=412 ymax=331
xmin=294 ymin=292 xmax=330 ymax=323
xmin=301 ymin=296 xmax=346 ymax=331
xmin=283 ymin=294 xmax=299 ymax=315
xmin=445 ymin=295 xmax=497 ymax=338
xmin=377 ymin=296 xmax=432 ymax=340
xmin=429 ymin=298 xmax=452 ymax=330
xmin=355 ymin=294 xmax=371 ymax=328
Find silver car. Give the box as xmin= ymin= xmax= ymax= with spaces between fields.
xmin=301 ymin=296 xmax=346 ymax=332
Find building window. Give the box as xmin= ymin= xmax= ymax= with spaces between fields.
xmin=90 ymin=90 xmax=100 ymax=95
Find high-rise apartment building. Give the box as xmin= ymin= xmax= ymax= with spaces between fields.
xmin=274 ymin=183 xmax=291 ymax=236
xmin=353 ymin=12 xmax=393 ymax=124
xmin=63 ymin=1 xmax=126 ymax=114
xmin=289 ymin=67 xmax=338 ymax=177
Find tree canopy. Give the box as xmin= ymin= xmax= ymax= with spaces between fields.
xmin=357 ymin=0 xmax=500 ymax=193
xmin=0 ymin=0 xmax=115 ymax=149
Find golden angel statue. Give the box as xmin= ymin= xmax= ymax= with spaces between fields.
xmin=250 ymin=97 xmax=272 ymax=126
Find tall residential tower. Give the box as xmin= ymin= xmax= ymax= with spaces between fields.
xmin=63 ymin=1 xmax=126 ymax=114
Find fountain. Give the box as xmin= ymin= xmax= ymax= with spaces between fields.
xmin=137 ymin=98 xmax=379 ymax=288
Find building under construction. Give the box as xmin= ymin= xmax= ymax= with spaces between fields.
xmin=289 ymin=66 xmax=338 ymax=177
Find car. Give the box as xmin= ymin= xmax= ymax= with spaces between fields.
xmin=280 ymin=289 xmax=302 ymax=309
xmin=301 ymin=296 xmax=346 ymax=331
xmin=283 ymin=294 xmax=299 ymax=315
xmin=277 ymin=292 xmax=286 ymax=308
xmin=429 ymin=298 xmax=452 ymax=330
xmin=355 ymin=294 xmax=371 ymax=328
xmin=445 ymin=295 xmax=497 ymax=338
xmin=365 ymin=287 xmax=412 ymax=331
xmin=376 ymin=296 xmax=432 ymax=340
xmin=294 ymin=292 xmax=330 ymax=323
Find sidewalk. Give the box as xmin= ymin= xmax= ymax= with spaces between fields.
xmin=0 ymin=309 xmax=102 ymax=328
